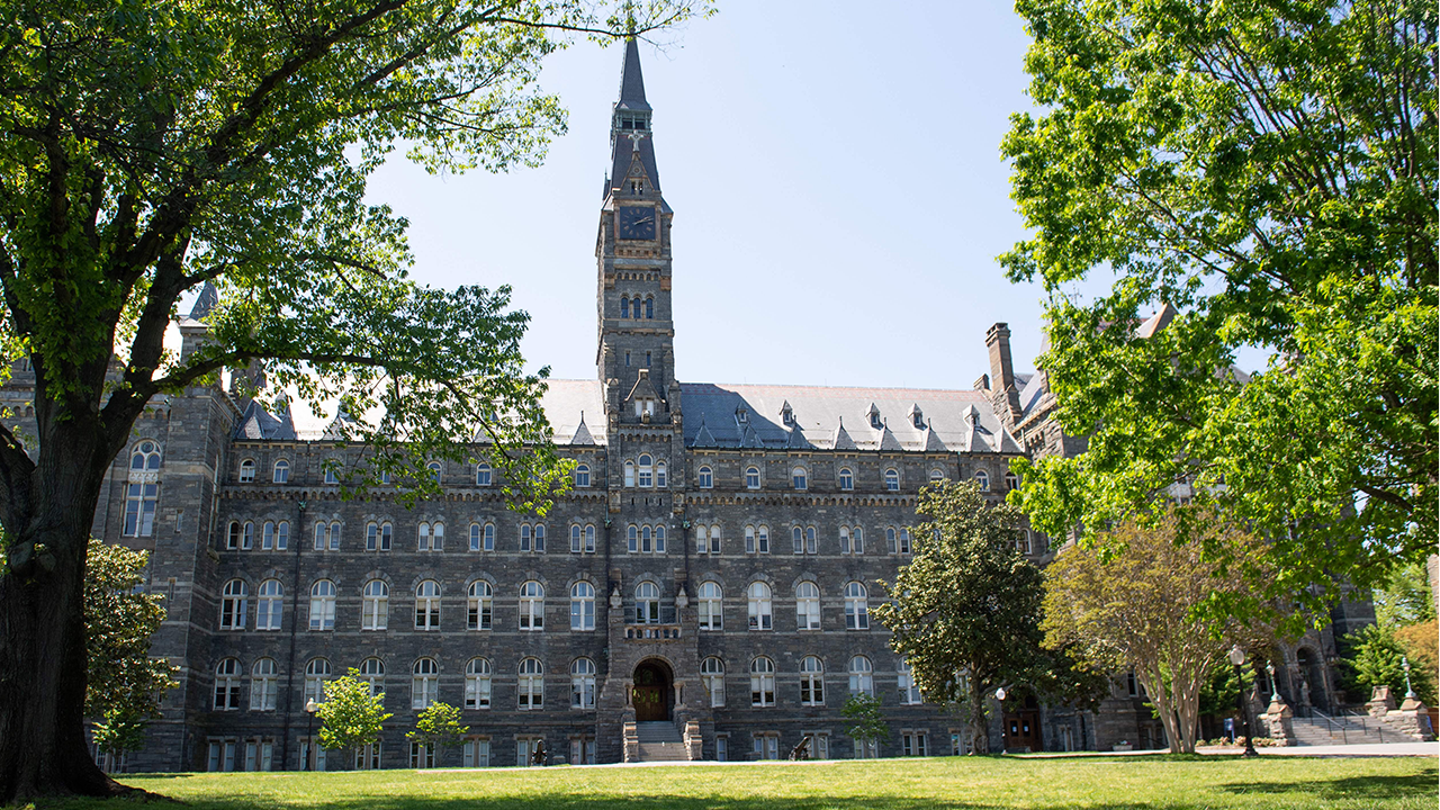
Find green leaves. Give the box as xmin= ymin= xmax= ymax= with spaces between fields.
xmin=317 ymin=672 xmax=392 ymax=753
xmin=408 ymin=701 xmax=468 ymax=748
xmin=83 ymin=539 xmax=179 ymax=727
xmin=1003 ymin=0 xmax=1438 ymax=609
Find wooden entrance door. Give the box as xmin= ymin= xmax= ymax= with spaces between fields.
xmin=1003 ymin=711 xmax=1042 ymax=752
xmin=632 ymin=661 xmax=670 ymax=721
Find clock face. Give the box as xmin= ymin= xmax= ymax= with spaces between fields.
xmin=619 ymin=206 xmax=656 ymax=241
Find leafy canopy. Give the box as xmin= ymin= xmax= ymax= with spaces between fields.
xmin=317 ymin=672 xmax=392 ymax=753
xmin=407 ymin=701 xmax=469 ymax=749
xmin=82 ymin=540 xmax=179 ymax=736
xmin=1002 ymin=0 xmax=1438 ymax=612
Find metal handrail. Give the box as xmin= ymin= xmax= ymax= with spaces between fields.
xmin=1308 ymin=707 xmax=1387 ymax=744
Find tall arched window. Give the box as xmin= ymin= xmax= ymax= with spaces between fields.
xmin=747 ymin=582 xmax=772 ymax=630
xmin=898 ymin=658 xmax=922 ymax=705
xmin=839 ymin=526 xmax=852 ymax=555
xmin=309 ymin=580 xmax=336 ymax=630
xmin=698 ymin=466 xmax=713 ymax=488
xmin=519 ymin=581 xmax=544 ymax=630
xmin=791 ymin=466 xmax=808 ymax=490
xmin=627 ymin=524 xmax=639 ymax=553
xmin=571 ymin=658 xmax=597 ymax=709
xmin=359 ymin=658 xmax=385 ymax=699
xmin=1004 ymin=471 xmax=1019 ymax=491
xmin=644 ymin=296 xmax=654 ymax=319
xmin=238 ymin=459 xmax=256 ymax=483
xmin=362 ymin=580 xmax=389 ymax=630
xmin=475 ymin=463 xmax=492 ymax=486
xmin=844 ymin=581 xmax=870 ymax=630
xmin=304 ymin=658 xmax=331 ymax=705
xmin=698 ymin=581 xmax=723 ymax=630
xmin=570 ymin=581 xmax=595 ymax=631
xmin=426 ymin=461 xmax=442 ymax=484
xmin=848 ymin=656 xmax=874 ymax=696
xmin=130 ymin=441 xmax=162 ymax=470
xmin=620 ymin=296 xmax=630 ymax=318
xmin=750 ymin=657 xmax=775 ymax=707
xmin=974 ymin=469 xmax=990 ymax=491
xmin=250 ymin=658 xmax=279 ymax=711
xmin=518 ymin=658 xmax=544 ymax=710
xmin=574 ymin=464 xmax=591 ymax=488
xmin=469 ymin=521 xmax=494 ymax=552
xmin=795 ymin=582 xmax=820 ymax=630
xmin=411 ymin=658 xmax=439 ymax=709
xmin=635 ymin=581 xmax=660 ymax=624
xmin=414 ymin=580 xmax=441 ymax=630
xmin=272 ymin=459 xmax=290 ymax=484
xmin=220 ymin=580 xmax=247 ymax=630
xmin=464 ymin=658 xmax=492 ymax=709
xmin=884 ymin=468 xmax=900 ymax=491
xmin=366 ymin=521 xmax=393 ymax=552
xmin=745 ymin=466 xmax=760 ymax=489
xmin=851 ymin=526 xmax=865 ymax=554
xmin=799 ymin=657 xmax=824 ymax=706
xmin=656 ymin=461 xmax=667 ymax=488
xmin=214 ymin=659 xmax=241 ymax=710
xmin=637 ymin=454 xmax=654 ymax=488
xmin=624 ymin=461 xmax=635 ymax=488
xmin=701 ymin=657 xmax=726 ymax=707
xmin=839 ymin=467 xmax=854 ymax=491
xmin=467 ymin=581 xmax=493 ymax=630
xmin=256 ymin=579 xmax=283 ymax=631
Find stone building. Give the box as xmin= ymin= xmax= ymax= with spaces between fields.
xmin=40 ymin=40 xmax=1364 ymax=773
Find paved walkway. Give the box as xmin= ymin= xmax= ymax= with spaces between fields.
xmin=1192 ymin=741 xmax=1438 ymax=757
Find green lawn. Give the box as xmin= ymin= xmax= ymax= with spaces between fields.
xmin=19 ymin=755 xmax=1439 ymax=810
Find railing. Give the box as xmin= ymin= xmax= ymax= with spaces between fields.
xmin=624 ymin=623 xmax=682 ymax=640
xmin=1308 ymin=708 xmax=1389 ymax=744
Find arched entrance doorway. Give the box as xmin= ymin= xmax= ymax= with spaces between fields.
xmin=632 ymin=659 xmax=673 ymax=722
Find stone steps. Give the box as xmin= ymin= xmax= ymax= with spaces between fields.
xmin=632 ymin=722 xmax=690 ymax=762
xmin=1290 ymin=716 xmax=1393 ymax=746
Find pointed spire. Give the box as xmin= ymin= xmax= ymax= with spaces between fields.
xmin=188 ymin=282 xmax=219 ymax=321
xmin=831 ymin=417 xmax=857 ymax=451
xmin=786 ymin=424 xmax=811 ymax=450
xmin=617 ymin=38 xmax=651 ymax=112
xmin=692 ymin=416 xmax=717 ymax=449
xmin=923 ymin=419 xmax=947 ymax=452
xmin=570 ymin=411 xmax=595 ymax=446
xmin=877 ymin=419 xmax=903 ymax=452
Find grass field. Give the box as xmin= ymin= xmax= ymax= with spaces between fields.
xmin=18 ymin=755 xmax=1439 ymax=810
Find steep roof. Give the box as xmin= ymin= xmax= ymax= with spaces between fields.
xmin=616 ymin=38 xmax=650 ymax=112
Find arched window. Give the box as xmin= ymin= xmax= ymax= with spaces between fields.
xmin=467 ymin=581 xmax=493 ymax=630
xmin=848 ymin=656 xmax=874 ymax=696
xmin=239 ymin=459 xmax=256 ymax=483
xmin=574 ymin=464 xmax=591 ymax=488
xmin=884 ymin=468 xmax=900 ymax=491
xmin=656 ymin=461 xmax=667 ymax=488
xmin=313 ymin=520 xmax=341 ymax=551
xmin=795 ymin=582 xmax=821 ymax=630
xmin=845 ymin=581 xmax=870 ymax=630
xmin=418 ymin=521 xmax=444 ymax=552
xmin=214 ymin=658 xmax=241 ymax=710
xmin=756 ymin=524 xmax=771 ymax=554
xmin=256 ymin=579 xmax=283 ymax=631
xmin=262 ymin=520 xmax=290 ymax=551
xmin=130 ymin=440 xmax=162 ymax=470
xmin=620 ymin=296 xmax=630 ymax=318
xmin=426 ymin=461 xmax=441 ymax=484
xmin=324 ymin=466 xmax=339 ymax=485
xmin=571 ymin=658 xmax=597 ymax=708
xmin=929 ymin=468 xmax=945 ymax=483
xmin=476 ymin=463 xmax=492 ymax=486
xmin=272 ymin=459 xmax=290 ymax=484
xmin=974 ymin=469 xmax=990 ymax=491
xmin=745 ymin=466 xmax=760 ymax=489
xmin=800 ymin=656 xmax=825 ymax=706
xmin=645 ymin=296 xmax=654 ymax=319
xmin=839 ymin=526 xmax=852 ymax=555
xmin=792 ymin=526 xmax=804 ymax=555
xmin=851 ymin=526 xmax=864 ymax=554
xmin=750 ymin=657 xmax=775 ymax=707
xmin=898 ymin=528 xmax=912 ymax=554
xmin=701 ymin=657 xmax=726 ymax=707
xmin=1004 ymin=471 xmax=1019 ymax=491
xmin=250 ymin=658 xmax=279 ymax=711
xmin=362 ymin=580 xmax=389 ymax=631
xmin=518 ymin=658 xmax=544 ymax=710
xmin=698 ymin=466 xmax=713 ymax=488
xmin=464 ymin=658 xmax=492 ymax=709
xmin=641 ymin=525 xmax=653 ymax=553
xmin=638 ymin=454 xmax=654 ymax=488
xmin=584 ymin=524 xmax=596 ymax=553
xmin=624 ymin=460 xmax=635 ymax=487
xmin=519 ymin=581 xmax=544 ymax=630
xmin=570 ymin=581 xmax=595 ymax=631
xmin=359 ymin=658 xmax=385 ymax=698
xmin=655 ymin=524 xmax=667 ymax=553
xmin=839 ymin=467 xmax=854 ymax=491
xmin=415 ymin=580 xmax=441 ymax=630
xmin=304 ymin=658 xmax=331 ymax=705
xmin=309 ymin=580 xmax=336 ymax=630
xmin=698 ymin=581 xmax=723 ymax=630
xmin=898 ymin=658 xmax=922 ymax=705
xmin=791 ymin=467 xmax=808 ymax=490
xmin=635 ymin=581 xmax=660 ymax=624
xmin=220 ymin=580 xmax=247 ymax=630
xmin=747 ymin=582 xmax=772 ymax=630
xmin=365 ymin=521 xmax=392 ymax=552
xmin=468 ymin=521 xmax=494 ymax=552
xmin=411 ymin=658 xmax=439 ymax=709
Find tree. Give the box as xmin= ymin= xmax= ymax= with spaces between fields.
xmin=82 ymin=540 xmax=179 ymax=760
xmin=1373 ymin=563 xmax=1438 ymax=630
xmin=1341 ymin=623 xmax=1437 ymax=706
xmin=317 ymin=672 xmax=393 ymax=760
xmin=840 ymin=693 xmax=890 ymax=756
xmin=0 ymin=0 xmax=708 ymax=799
xmin=1002 ymin=0 xmax=1437 ymax=616
xmin=874 ymin=480 xmax=1050 ymax=755
xmin=1040 ymin=508 xmax=1267 ymax=753
xmin=407 ymin=701 xmax=469 ymax=754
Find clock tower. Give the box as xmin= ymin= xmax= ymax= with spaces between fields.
xmin=596 ymin=37 xmax=678 ymax=428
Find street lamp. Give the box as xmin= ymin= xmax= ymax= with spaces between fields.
xmin=1403 ymin=656 xmax=1416 ymax=700
xmin=1266 ymin=662 xmax=1280 ymax=702
xmin=304 ymin=698 xmax=319 ymax=771
xmin=1228 ymin=646 xmax=1259 ymax=758
xmin=995 ymin=687 xmax=1007 ymax=701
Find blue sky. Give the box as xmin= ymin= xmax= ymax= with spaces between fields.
xmin=365 ymin=1 xmax=1068 ymax=390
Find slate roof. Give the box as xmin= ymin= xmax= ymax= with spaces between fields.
xmin=234 ymin=399 xmax=296 ymax=441
xmin=617 ymin=38 xmax=650 ymax=112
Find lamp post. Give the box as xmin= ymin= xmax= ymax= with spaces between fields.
xmin=304 ymin=698 xmax=318 ymax=771
xmin=1266 ymin=662 xmax=1280 ymax=702
xmin=1228 ymin=646 xmax=1259 ymax=757
xmin=1403 ymin=656 xmax=1416 ymax=700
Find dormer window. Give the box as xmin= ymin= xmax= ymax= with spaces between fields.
xmin=780 ymin=403 xmax=794 ymax=427
xmin=911 ymin=405 xmax=925 ymax=429
xmin=633 ymin=399 xmax=656 ymax=418
xmin=735 ymin=406 xmax=748 ymax=424
xmin=867 ymin=405 xmax=882 ymax=430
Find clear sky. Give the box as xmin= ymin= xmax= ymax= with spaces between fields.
xmin=365 ymin=1 xmax=1063 ymax=391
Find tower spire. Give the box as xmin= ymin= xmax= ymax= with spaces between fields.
xmin=608 ymin=38 xmax=661 ymax=197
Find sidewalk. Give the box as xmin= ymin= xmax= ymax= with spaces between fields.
xmin=1193 ymin=741 xmax=1438 ymax=757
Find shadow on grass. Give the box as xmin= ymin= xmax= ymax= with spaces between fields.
xmin=1218 ymin=772 xmax=1438 ymax=801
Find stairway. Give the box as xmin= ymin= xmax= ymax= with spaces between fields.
xmin=1290 ymin=715 xmax=1393 ymax=746
xmin=634 ymin=721 xmax=690 ymax=762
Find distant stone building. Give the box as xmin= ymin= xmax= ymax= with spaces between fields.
xmin=23 ymin=40 xmax=1365 ymax=773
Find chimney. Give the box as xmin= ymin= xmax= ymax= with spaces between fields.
xmin=985 ymin=323 xmax=1022 ymax=427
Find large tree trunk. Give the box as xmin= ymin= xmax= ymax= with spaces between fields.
xmin=967 ymin=678 xmax=990 ymax=754
xmin=0 ymin=414 xmax=131 ymax=801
